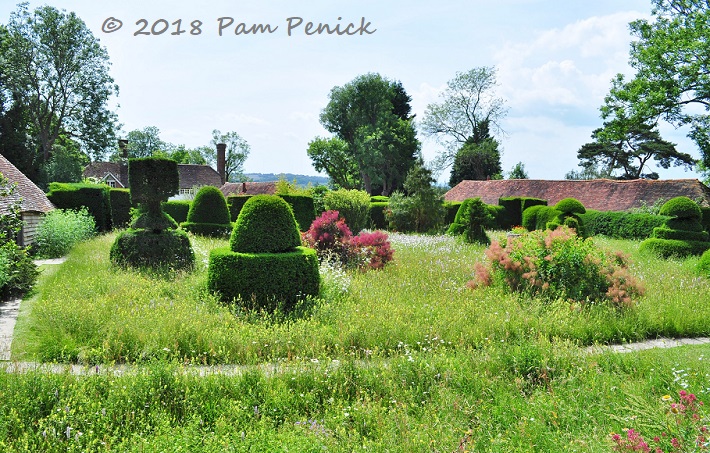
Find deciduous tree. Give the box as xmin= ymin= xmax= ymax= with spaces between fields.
xmin=209 ymin=130 xmax=250 ymax=182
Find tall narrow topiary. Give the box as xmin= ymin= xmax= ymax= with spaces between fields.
xmin=110 ymin=158 xmax=194 ymax=270
xmin=181 ymin=186 xmax=232 ymax=237
xmin=208 ymin=195 xmax=319 ymax=311
xmin=640 ymin=196 xmax=710 ymax=258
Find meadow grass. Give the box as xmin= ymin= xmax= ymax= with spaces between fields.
xmin=3 ymin=231 xmax=710 ymax=451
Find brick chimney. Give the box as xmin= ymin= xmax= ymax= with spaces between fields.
xmin=118 ymin=139 xmax=128 ymax=159
xmin=216 ymin=143 xmax=226 ymax=184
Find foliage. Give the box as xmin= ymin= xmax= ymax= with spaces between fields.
xmin=349 ymin=230 xmax=394 ymax=270
xmin=209 ymin=129 xmax=250 ymax=182
xmin=2 ymin=3 xmax=118 ymax=164
xmin=181 ymin=186 xmax=231 ymax=237
xmin=554 ymin=198 xmax=586 ymax=215
xmin=385 ymin=160 xmax=445 ymax=233
xmin=508 ymin=161 xmax=529 ymax=179
xmin=580 ymin=210 xmax=669 ymax=240
xmin=207 ymin=246 xmax=320 ymax=311
xmin=659 ymin=196 xmax=702 ymax=220
xmin=0 ymin=242 xmax=39 ymax=300
xmin=421 ymin=67 xmax=508 ymax=171
xmin=449 ymin=121 xmax=503 ymax=186
xmin=162 ymin=200 xmax=191 ymax=224
xmin=230 ymin=195 xmax=301 ymax=253
xmin=109 ymin=188 xmax=131 ymax=229
xmin=576 ymin=121 xmax=694 ymax=180
xmin=46 ymin=182 xmax=112 ymax=232
xmin=447 ymin=198 xmax=492 ymax=245
xmin=369 ymin=201 xmax=389 ymax=230
xmin=499 ymin=197 xmax=547 ymax=230
xmin=43 ymin=135 xmax=88 ymax=184
xmin=33 ymin=208 xmax=96 ymax=258
xmin=470 ymin=226 xmax=644 ymax=307
xmin=640 ymin=197 xmax=710 ymax=258
xmin=123 ymin=126 xmax=165 ymax=159
xmin=279 ymin=194 xmax=316 ymax=232
xmin=316 ymin=73 xmax=420 ymax=195
xmin=110 ymin=229 xmax=195 ymax=271
xmin=128 ymin=158 xmax=179 ymax=229
xmin=322 ymin=188 xmax=371 ymax=234
xmin=698 ymin=248 xmax=710 ymax=277
xmin=639 ymin=238 xmax=710 ymax=258
xmin=601 ymin=0 xmax=710 ymax=168
xmin=226 ymin=195 xmax=252 ymax=222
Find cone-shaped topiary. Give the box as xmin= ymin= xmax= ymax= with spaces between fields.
xmin=209 ymin=194 xmax=319 ymax=310
xmin=230 ymin=195 xmax=301 ymax=253
xmin=181 ymin=186 xmax=232 ymax=237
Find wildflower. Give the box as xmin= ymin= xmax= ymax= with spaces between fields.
xmin=662 ymin=394 xmax=672 ymax=402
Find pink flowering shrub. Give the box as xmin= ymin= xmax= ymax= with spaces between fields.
xmin=611 ymin=390 xmax=709 ymax=453
xmin=469 ymin=226 xmax=644 ymax=307
xmin=303 ymin=210 xmax=394 ymax=271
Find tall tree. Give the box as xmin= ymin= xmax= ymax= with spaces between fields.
xmin=2 ymin=4 xmax=118 ymax=163
xmin=601 ymin=0 xmax=710 ymax=167
xmin=508 ymin=162 xmax=529 ymax=179
xmin=576 ymin=120 xmax=695 ymax=180
xmin=317 ymin=73 xmax=420 ymax=195
xmin=449 ymin=137 xmax=503 ymax=186
xmin=116 ymin=126 xmax=166 ymax=159
xmin=421 ymin=67 xmax=508 ymax=171
xmin=307 ymin=137 xmax=359 ymax=190
xmin=209 ymin=130 xmax=250 ymax=182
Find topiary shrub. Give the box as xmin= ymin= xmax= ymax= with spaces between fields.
xmin=369 ymin=201 xmax=389 ymax=230
xmin=181 ymin=186 xmax=232 ymax=237
xmin=230 ymin=195 xmax=301 ymax=253
xmin=226 ymin=195 xmax=252 ymax=222
xmin=553 ymin=197 xmax=586 ymax=236
xmin=640 ymin=196 xmax=710 ymax=258
xmin=522 ymin=205 xmax=562 ymax=232
xmin=447 ymin=198 xmax=492 ymax=245
xmin=209 ymin=194 xmax=319 ymax=309
xmin=698 ymin=248 xmax=710 ymax=277
xmin=554 ymin=198 xmax=586 ymax=215
xmin=322 ymin=189 xmax=371 ymax=234
xmin=111 ymin=158 xmax=194 ymax=271
xmin=109 ymin=188 xmax=132 ymax=229
xmin=498 ymin=197 xmax=547 ymax=230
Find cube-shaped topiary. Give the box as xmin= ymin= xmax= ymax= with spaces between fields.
xmin=209 ymin=194 xmax=319 ymax=310
xmin=129 ymin=158 xmax=179 ymax=217
xmin=230 ymin=195 xmax=301 ymax=253
xmin=181 ymin=186 xmax=232 ymax=237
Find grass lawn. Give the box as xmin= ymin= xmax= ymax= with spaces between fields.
xmin=2 ymin=231 xmax=710 ymax=451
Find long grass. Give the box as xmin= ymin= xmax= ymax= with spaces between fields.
xmin=3 ymin=231 xmax=710 ymax=451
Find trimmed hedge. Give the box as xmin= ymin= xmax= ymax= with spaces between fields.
xmin=639 ymin=238 xmax=710 ymax=258
xmin=370 ymin=195 xmax=389 ymax=203
xmin=226 ymin=195 xmax=252 ymax=222
xmin=279 ymin=194 xmax=316 ymax=232
xmin=322 ymin=189 xmax=370 ymax=234
xmin=522 ymin=205 xmax=562 ymax=232
xmin=443 ymin=201 xmax=462 ymax=226
xmin=46 ymin=183 xmax=112 ymax=232
xmin=446 ymin=197 xmax=491 ymax=244
xmin=207 ymin=246 xmax=319 ymax=311
xmin=580 ymin=210 xmax=668 ymax=240
xmin=109 ymin=189 xmax=132 ymax=229
xmin=665 ymin=218 xmax=705 ymax=232
xmin=651 ymin=227 xmax=710 ymax=242
xmin=701 ymin=207 xmax=710 ymax=232
xmin=369 ymin=202 xmax=389 ymax=230
xmin=498 ymin=197 xmax=547 ymax=229
xmin=698 ymin=249 xmax=710 ymax=276
xmin=110 ymin=229 xmax=195 ymax=270
xmin=230 ymin=195 xmax=301 ymax=254
xmin=162 ymin=201 xmax=191 ymax=224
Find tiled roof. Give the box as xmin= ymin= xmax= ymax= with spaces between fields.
xmin=0 ymin=154 xmax=54 ymax=213
xmin=220 ymin=181 xmax=277 ymax=197
xmin=444 ymin=179 xmax=710 ymax=211
xmin=83 ymin=162 xmax=222 ymax=189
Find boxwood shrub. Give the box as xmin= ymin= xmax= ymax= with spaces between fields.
xmin=181 ymin=186 xmax=232 ymax=237
xmin=369 ymin=201 xmax=389 ymax=230
xmin=230 ymin=195 xmax=301 ymax=253
xmin=110 ymin=229 xmax=195 ymax=270
xmin=226 ymin=195 xmax=252 ymax=222
xmin=580 ymin=210 xmax=668 ymax=240
xmin=207 ymin=246 xmax=319 ymax=311
xmin=162 ymin=201 xmax=191 ymax=224
xmin=640 ymin=196 xmax=710 ymax=258
xmin=639 ymin=238 xmax=710 ymax=258
xmin=522 ymin=205 xmax=562 ymax=231
xmin=651 ymin=227 xmax=710 ymax=242
xmin=46 ymin=183 xmax=112 ymax=232
xmin=498 ymin=197 xmax=547 ymax=229
xmin=109 ymin=188 xmax=132 ymax=229
xmin=279 ymin=194 xmax=316 ymax=232
xmin=443 ymin=201 xmax=462 ymax=226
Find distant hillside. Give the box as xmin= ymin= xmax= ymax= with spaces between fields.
xmin=244 ymin=173 xmax=330 ymax=188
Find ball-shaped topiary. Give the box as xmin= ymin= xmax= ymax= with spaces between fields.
xmin=181 ymin=186 xmax=232 ymax=237
xmin=554 ymin=198 xmax=586 ymax=215
xmin=659 ymin=196 xmax=702 ymax=220
xmin=230 ymin=195 xmax=301 ymax=253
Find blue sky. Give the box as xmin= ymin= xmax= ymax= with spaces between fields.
xmin=1 ymin=1 xmax=703 ymax=183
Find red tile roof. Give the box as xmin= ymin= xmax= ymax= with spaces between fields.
xmin=220 ymin=181 xmax=277 ymax=197
xmin=444 ymin=179 xmax=710 ymax=211
xmin=0 ymin=154 xmax=54 ymax=214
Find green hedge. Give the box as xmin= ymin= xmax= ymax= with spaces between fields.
xmin=702 ymin=207 xmax=710 ymax=232
xmin=665 ymin=218 xmax=705 ymax=232
xmin=226 ymin=195 xmax=252 ymax=222
xmin=443 ymin=201 xmax=462 ymax=226
xmin=639 ymin=238 xmax=710 ymax=258
xmin=110 ymin=229 xmax=195 ymax=270
xmin=659 ymin=196 xmax=702 ymax=220
xmin=498 ymin=197 xmax=547 ymax=230
xmin=580 ymin=210 xmax=669 ymax=240
xmin=522 ymin=205 xmax=561 ymax=232
xmin=46 ymin=183 xmax=112 ymax=232
xmin=651 ymin=227 xmax=710 ymax=242
xmin=369 ymin=202 xmax=389 ymax=230
xmin=230 ymin=195 xmax=301 ymax=254
xmin=162 ymin=201 xmax=191 ymax=224
xmin=109 ymin=189 xmax=132 ymax=229
xmin=180 ymin=222 xmax=232 ymax=238
xmin=278 ymin=194 xmax=316 ymax=232
xmin=207 ymin=246 xmax=319 ymax=311
xmin=370 ymin=195 xmax=389 ymax=203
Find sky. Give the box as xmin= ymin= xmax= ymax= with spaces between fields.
xmin=0 ymin=0 xmax=704 ymax=183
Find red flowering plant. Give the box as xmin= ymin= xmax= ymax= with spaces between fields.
xmin=468 ymin=226 xmax=644 ymax=308
xmin=611 ymin=390 xmax=709 ymax=453
xmin=303 ymin=210 xmax=394 ymax=271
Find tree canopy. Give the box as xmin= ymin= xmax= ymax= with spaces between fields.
xmin=601 ymin=0 xmax=710 ymax=167
xmin=314 ymin=73 xmax=420 ymax=195
xmin=421 ymin=67 xmax=507 ymax=171
xmin=209 ymin=130 xmax=250 ymax=183
xmin=1 ymin=4 xmax=118 ymax=164
xmin=448 ymin=119 xmax=503 ymax=186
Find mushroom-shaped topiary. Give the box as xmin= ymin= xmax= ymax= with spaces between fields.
xmin=208 ymin=195 xmax=319 ymax=311
xmin=552 ymin=198 xmax=586 ymax=236
xmin=230 ymin=195 xmax=302 ymax=253
xmin=640 ymin=196 xmax=710 ymax=258
xmin=554 ymin=198 xmax=586 ymax=215
xmin=181 ymin=186 xmax=232 ymax=237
